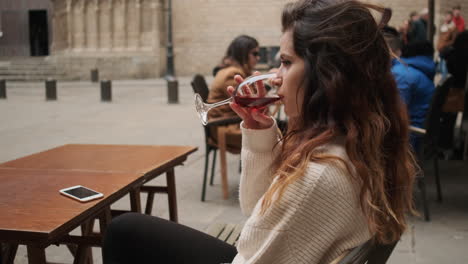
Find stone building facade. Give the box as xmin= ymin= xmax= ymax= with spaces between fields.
xmin=48 ymin=0 xmax=165 ymax=79
xmin=1 ymin=0 xmax=467 ymax=79
xmin=0 ymin=0 xmax=53 ymax=56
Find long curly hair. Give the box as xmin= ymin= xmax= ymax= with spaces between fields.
xmin=261 ymin=0 xmax=418 ymax=244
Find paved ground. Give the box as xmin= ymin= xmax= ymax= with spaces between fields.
xmin=1 ymin=78 xmax=467 ymax=263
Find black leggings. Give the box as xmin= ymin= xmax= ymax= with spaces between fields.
xmin=103 ymin=213 xmax=237 ymax=264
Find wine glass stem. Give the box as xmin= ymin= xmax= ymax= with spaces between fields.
xmin=207 ymin=97 xmax=232 ymax=110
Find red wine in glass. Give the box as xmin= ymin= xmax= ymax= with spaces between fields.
xmin=194 ymin=73 xmax=279 ymax=125
xmin=234 ymin=95 xmax=282 ymax=110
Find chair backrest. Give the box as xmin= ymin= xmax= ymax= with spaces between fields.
xmin=337 ymin=239 xmax=398 ymax=264
xmin=423 ymin=75 xmax=454 ymax=148
xmin=191 ymin=74 xmax=210 ymax=102
xmin=463 ymin=69 xmax=468 ymax=123
xmin=190 ymin=74 xmax=217 ymax=145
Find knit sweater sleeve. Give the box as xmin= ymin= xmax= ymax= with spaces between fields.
xmin=239 ymin=120 xmax=281 ymax=216
xmin=232 ymin=145 xmax=371 ymax=264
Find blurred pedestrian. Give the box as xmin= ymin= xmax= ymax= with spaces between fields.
xmin=208 ymin=35 xmax=260 ymax=151
xmin=408 ymin=8 xmax=428 ymax=43
xmin=437 ymin=11 xmax=458 ymax=80
xmin=452 ymin=5 xmax=466 ymax=33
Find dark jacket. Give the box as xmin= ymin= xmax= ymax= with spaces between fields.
xmin=408 ymin=19 xmax=427 ymax=43
xmin=391 ymin=57 xmax=436 ymax=128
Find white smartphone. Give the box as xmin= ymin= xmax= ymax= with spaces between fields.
xmin=59 ymin=185 xmax=104 ymax=202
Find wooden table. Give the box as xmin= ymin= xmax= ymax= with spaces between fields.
xmin=0 ymin=144 xmax=198 ymax=222
xmin=0 ymin=144 xmax=197 ymax=264
xmin=0 ymin=168 xmax=143 ymax=264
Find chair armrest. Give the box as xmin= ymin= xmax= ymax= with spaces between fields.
xmin=410 ymin=125 xmax=426 ymax=135
xmin=206 ymin=116 xmax=242 ymax=127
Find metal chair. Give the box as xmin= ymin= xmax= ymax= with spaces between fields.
xmin=191 ymin=74 xmax=241 ymax=201
xmin=410 ymin=75 xmax=454 ymax=221
xmin=334 ymin=239 xmax=398 ymax=264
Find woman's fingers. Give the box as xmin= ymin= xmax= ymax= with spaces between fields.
xmin=230 ymin=102 xmax=273 ymax=129
xmin=230 ymin=103 xmax=254 ymax=124
xmin=227 ymin=86 xmax=235 ymax=97
xmin=256 ymin=79 xmax=266 ymax=97
xmin=234 ymin=75 xmax=244 ymax=84
xmin=228 ymin=73 xmax=273 ymax=129
xmin=252 ymin=109 xmax=274 ymax=127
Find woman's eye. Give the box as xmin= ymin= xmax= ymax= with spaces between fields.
xmin=281 ymin=60 xmax=291 ymax=66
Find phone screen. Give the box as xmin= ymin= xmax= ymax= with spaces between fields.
xmin=63 ymin=186 xmax=100 ymax=199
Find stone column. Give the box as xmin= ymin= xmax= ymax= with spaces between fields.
xmin=151 ymin=0 xmax=161 ymax=52
xmin=67 ymin=0 xmax=74 ymax=51
xmin=95 ymin=0 xmax=100 ymax=49
xmin=84 ymin=0 xmax=99 ymax=50
xmin=113 ymin=0 xmax=125 ymax=50
xmin=99 ymin=0 xmax=113 ymax=51
xmin=127 ymin=0 xmax=141 ymax=50
xmin=123 ymin=0 xmax=128 ymax=49
xmin=50 ymin=0 xmax=57 ymax=52
xmin=136 ymin=0 xmax=142 ymax=49
xmin=73 ymin=0 xmax=86 ymax=51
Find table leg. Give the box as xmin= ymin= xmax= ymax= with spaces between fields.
xmin=99 ymin=206 xmax=112 ymax=260
xmin=2 ymin=244 xmax=18 ymax=264
xmin=99 ymin=206 xmax=112 ymax=237
xmin=166 ymin=168 xmax=178 ymax=222
xmin=130 ymin=187 xmax=142 ymax=213
xmin=145 ymin=190 xmax=155 ymax=215
xmin=66 ymin=244 xmax=77 ymax=257
xmin=73 ymin=219 xmax=94 ymax=264
xmin=217 ymin=126 xmax=229 ymax=199
xmin=26 ymin=245 xmax=46 ymax=264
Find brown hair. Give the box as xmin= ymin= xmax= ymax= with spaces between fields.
xmin=262 ymin=0 xmax=417 ymax=244
xmin=216 ymin=35 xmax=259 ymax=75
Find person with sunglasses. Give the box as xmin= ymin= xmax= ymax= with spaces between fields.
xmin=207 ymin=35 xmax=261 ymax=152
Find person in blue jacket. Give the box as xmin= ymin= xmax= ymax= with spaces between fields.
xmin=383 ymin=27 xmax=435 ymax=149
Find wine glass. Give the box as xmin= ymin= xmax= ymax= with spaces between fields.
xmin=194 ymin=73 xmax=282 ymax=125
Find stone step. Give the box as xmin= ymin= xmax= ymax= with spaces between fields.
xmin=0 ymin=57 xmax=66 ymax=81
xmin=0 ymin=74 xmax=64 ymax=78
xmin=0 ymin=75 xmax=68 ymax=81
xmin=0 ymin=68 xmax=61 ymax=73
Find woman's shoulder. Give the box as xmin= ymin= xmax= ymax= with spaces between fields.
xmin=301 ymin=143 xmax=358 ymax=198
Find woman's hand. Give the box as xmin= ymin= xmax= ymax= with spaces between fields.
xmin=227 ymin=74 xmax=274 ymax=130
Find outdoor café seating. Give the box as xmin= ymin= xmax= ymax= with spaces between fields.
xmin=191 ymin=74 xmax=242 ymax=201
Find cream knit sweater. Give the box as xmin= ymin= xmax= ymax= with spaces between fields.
xmin=231 ymin=122 xmax=371 ymax=264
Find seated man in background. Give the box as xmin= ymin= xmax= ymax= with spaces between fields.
xmin=439 ymin=30 xmax=468 ymax=157
xmin=383 ymin=26 xmax=435 ymax=149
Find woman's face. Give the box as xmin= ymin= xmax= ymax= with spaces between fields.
xmin=276 ymin=30 xmax=305 ymax=118
xmin=247 ymin=47 xmax=260 ymax=71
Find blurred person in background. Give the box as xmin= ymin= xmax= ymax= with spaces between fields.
xmin=452 ymin=5 xmax=466 ymax=33
xmin=408 ymin=8 xmax=428 ymax=43
xmin=440 ymin=31 xmax=468 ymax=158
xmin=383 ymin=26 xmax=435 ymax=149
xmin=437 ymin=11 xmax=458 ymax=80
xmin=207 ymin=35 xmax=261 ymax=151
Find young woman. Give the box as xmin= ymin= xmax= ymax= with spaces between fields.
xmin=103 ymin=1 xmax=417 ymax=263
xmin=208 ymin=35 xmax=260 ymax=151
